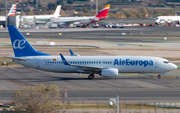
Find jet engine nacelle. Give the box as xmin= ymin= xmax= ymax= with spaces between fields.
xmin=101 ymin=68 xmax=118 ymax=77
xmin=167 ymin=19 xmax=173 ymax=23
xmin=93 ymin=17 xmax=100 ymax=22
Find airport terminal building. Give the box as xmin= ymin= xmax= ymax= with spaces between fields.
xmin=0 ymin=15 xmax=49 ymax=28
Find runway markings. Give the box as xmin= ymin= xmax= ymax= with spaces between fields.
xmin=0 ymin=76 xmax=24 ymax=90
xmin=76 ymin=37 xmax=93 ymax=38
xmin=152 ymin=76 xmax=178 ymax=79
xmin=107 ymin=42 xmax=154 ymax=47
xmin=126 ymin=44 xmax=154 ymax=47
xmin=141 ymin=39 xmax=178 ymax=43
xmin=120 ymin=73 xmax=178 ymax=78
xmin=120 ymin=73 xmax=139 ymax=76
xmin=0 ymin=42 xmax=11 ymax=45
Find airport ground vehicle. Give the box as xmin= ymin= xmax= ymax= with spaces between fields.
xmin=49 ymin=24 xmax=58 ymax=28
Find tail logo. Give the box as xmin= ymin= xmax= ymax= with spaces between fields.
xmin=13 ymin=39 xmax=26 ymax=49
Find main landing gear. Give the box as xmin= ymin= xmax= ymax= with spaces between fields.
xmin=88 ymin=74 xmax=94 ymax=80
xmin=157 ymin=74 xmax=161 ymax=79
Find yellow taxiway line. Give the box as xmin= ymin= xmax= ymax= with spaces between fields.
xmin=0 ymin=76 xmax=24 ymax=90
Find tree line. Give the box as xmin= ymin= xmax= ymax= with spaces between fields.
xmin=166 ymin=0 xmax=180 ymax=2
xmin=108 ymin=8 xmax=175 ymax=19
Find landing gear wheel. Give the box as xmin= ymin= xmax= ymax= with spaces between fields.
xmin=155 ymin=23 xmax=159 ymax=26
xmin=157 ymin=75 xmax=161 ymax=79
xmin=88 ymin=74 xmax=94 ymax=80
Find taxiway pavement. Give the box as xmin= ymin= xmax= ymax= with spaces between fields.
xmin=0 ymin=65 xmax=180 ymax=103
xmin=1 ymin=26 xmax=180 ymax=103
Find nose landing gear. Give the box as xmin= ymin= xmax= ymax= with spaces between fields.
xmin=157 ymin=74 xmax=161 ymax=79
xmin=155 ymin=22 xmax=159 ymax=26
xmin=88 ymin=74 xmax=94 ymax=80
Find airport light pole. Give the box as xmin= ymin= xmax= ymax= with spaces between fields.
xmin=5 ymin=0 xmax=7 ymax=28
xmin=95 ymin=0 xmax=98 ymax=25
xmin=90 ymin=0 xmax=93 ymax=16
xmin=109 ymin=95 xmax=119 ymax=113
xmin=81 ymin=99 xmax=84 ymax=113
xmin=36 ymin=0 xmax=38 ymax=11
xmin=96 ymin=0 xmax=98 ymax=15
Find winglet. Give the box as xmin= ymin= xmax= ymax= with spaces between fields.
xmin=69 ymin=49 xmax=80 ymax=56
xmin=69 ymin=49 xmax=74 ymax=55
xmin=60 ymin=54 xmax=70 ymax=65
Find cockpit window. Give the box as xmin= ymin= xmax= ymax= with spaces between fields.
xmin=163 ymin=61 xmax=170 ymax=64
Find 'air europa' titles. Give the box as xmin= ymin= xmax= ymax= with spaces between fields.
xmin=114 ymin=59 xmax=153 ymax=67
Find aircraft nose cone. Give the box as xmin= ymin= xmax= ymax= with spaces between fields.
xmin=155 ymin=20 xmax=159 ymax=23
xmin=172 ymin=63 xmax=177 ymax=70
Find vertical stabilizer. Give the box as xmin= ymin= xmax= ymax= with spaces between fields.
xmin=7 ymin=4 xmax=17 ymax=16
xmin=8 ymin=25 xmax=50 ymax=57
xmin=95 ymin=4 xmax=111 ymax=18
xmin=53 ymin=5 xmax=61 ymax=16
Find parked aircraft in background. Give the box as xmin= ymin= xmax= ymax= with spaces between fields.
xmin=7 ymin=25 xmax=177 ymax=79
xmin=21 ymin=5 xmax=61 ymax=24
xmin=50 ymin=4 xmax=111 ymax=27
xmin=8 ymin=3 xmax=17 ymax=16
xmin=146 ymin=14 xmax=180 ymax=26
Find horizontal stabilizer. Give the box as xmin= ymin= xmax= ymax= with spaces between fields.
xmin=145 ymin=14 xmax=156 ymax=19
xmin=6 ymin=55 xmax=27 ymax=61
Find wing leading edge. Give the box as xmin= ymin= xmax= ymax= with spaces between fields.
xmin=60 ymin=54 xmax=103 ymax=71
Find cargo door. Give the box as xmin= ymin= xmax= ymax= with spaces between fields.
xmin=155 ymin=60 xmax=159 ymax=68
xmin=36 ymin=59 xmax=40 ymax=68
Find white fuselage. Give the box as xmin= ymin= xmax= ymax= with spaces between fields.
xmin=53 ymin=16 xmax=94 ymax=25
xmin=21 ymin=15 xmax=58 ymax=22
xmin=155 ymin=16 xmax=180 ymax=24
xmin=13 ymin=55 xmax=177 ymax=74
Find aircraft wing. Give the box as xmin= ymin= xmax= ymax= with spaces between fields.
xmin=5 ymin=55 xmax=27 ymax=61
xmin=60 ymin=54 xmax=103 ymax=71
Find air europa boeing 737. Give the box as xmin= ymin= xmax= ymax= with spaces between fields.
xmin=7 ymin=25 xmax=177 ymax=80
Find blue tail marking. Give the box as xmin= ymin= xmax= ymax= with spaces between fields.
xmin=60 ymin=54 xmax=70 ymax=65
xmin=8 ymin=25 xmax=50 ymax=57
xmin=69 ymin=49 xmax=74 ymax=55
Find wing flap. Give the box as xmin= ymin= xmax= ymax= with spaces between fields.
xmin=71 ymin=64 xmax=103 ymax=71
